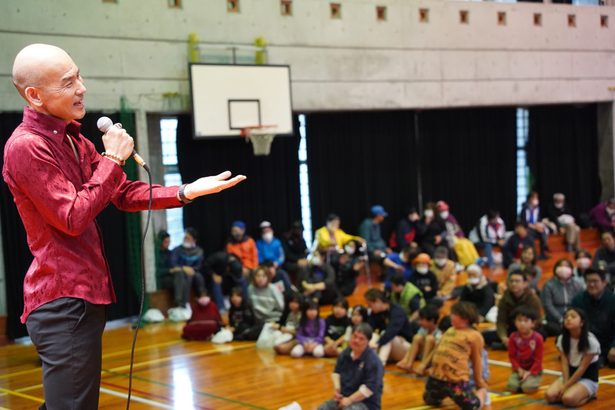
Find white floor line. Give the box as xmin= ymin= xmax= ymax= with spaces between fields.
xmin=99 ymin=387 xmax=174 ymax=409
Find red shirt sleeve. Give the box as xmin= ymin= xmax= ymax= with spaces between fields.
xmin=508 ymin=333 xmax=520 ymax=371
xmin=530 ymin=333 xmax=544 ymax=375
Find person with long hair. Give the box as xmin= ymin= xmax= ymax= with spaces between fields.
xmin=291 ymin=299 xmax=326 ymax=358
xmin=545 ymin=307 xmax=600 ymax=407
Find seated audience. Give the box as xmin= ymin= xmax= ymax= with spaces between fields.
xmin=256 ymin=220 xmax=285 ymax=267
xmin=410 ymin=253 xmax=439 ymax=302
xmin=383 ymin=245 xmax=415 ymax=291
xmin=419 ymin=302 xmax=487 ymax=410
xmin=314 ymin=213 xmax=364 ymax=259
xmin=282 ymin=220 xmax=309 ymax=277
xmin=169 ymin=227 xmax=209 ymax=313
xmin=459 ymin=264 xmax=495 ymax=322
xmin=228 ymin=287 xmax=263 ymax=341
xmin=155 ymin=230 xmax=173 ymax=290
xmin=486 ymin=269 xmax=543 ymax=349
xmin=391 ymin=207 xmax=420 ymax=252
xmin=431 ymin=246 xmax=457 ymax=300
xmin=202 ymin=251 xmax=244 ymax=311
xmin=589 ymin=198 xmax=615 ymax=233
xmin=571 ymin=269 xmax=615 ymax=367
xmin=519 ymin=191 xmax=551 ymax=259
xmin=469 ymin=210 xmax=506 ymax=269
xmin=390 ymin=273 xmax=425 ymax=319
xmin=574 ymin=249 xmax=592 ymax=289
xmin=541 ymin=258 xmax=584 ymax=336
xmin=508 ymin=245 xmax=542 ymax=293
xmin=291 ymin=299 xmax=326 ymax=358
xmin=592 ymin=231 xmax=615 ymax=278
xmin=317 ymin=323 xmax=384 ymax=410
xmin=226 ymin=220 xmax=259 ymax=275
xmin=324 ymin=298 xmax=352 ymax=357
xmin=417 ymin=202 xmax=446 ymax=257
xmin=545 ymin=307 xmax=601 ymax=407
xmin=298 ymin=252 xmax=339 ymax=305
xmin=332 ymin=239 xmax=365 ymax=297
xmin=547 ymin=193 xmax=581 ymax=252
xmin=506 ymin=306 xmax=544 ymax=394
xmin=247 ymin=266 xmax=285 ymax=323
xmin=262 ymin=260 xmax=293 ymax=295
xmin=358 ymin=204 xmax=391 ymax=261
xmin=396 ymin=305 xmax=442 ymax=373
xmin=502 ymin=222 xmax=535 ymax=268
xmin=364 ymin=288 xmax=415 ymax=365
xmin=273 ymin=292 xmax=303 ymax=355
xmin=436 ymin=200 xmax=464 ymax=247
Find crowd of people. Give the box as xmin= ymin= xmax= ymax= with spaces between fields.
xmin=154 ymin=194 xmax=615 ymax=409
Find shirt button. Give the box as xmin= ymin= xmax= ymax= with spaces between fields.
xmin=53 ymin=130 xmax=58 ymax=134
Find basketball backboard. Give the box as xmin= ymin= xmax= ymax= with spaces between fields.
xmin=189 ymin=63 xmax=293 ymax=139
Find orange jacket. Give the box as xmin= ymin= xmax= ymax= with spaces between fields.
xmin=226 ymin=237 xmax=259 ymax=270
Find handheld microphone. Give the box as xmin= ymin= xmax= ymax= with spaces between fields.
xmin=97 ymin=116 xmax=149 ymax=172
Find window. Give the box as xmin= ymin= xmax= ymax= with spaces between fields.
xmin=460 ymin=10 xmax=469 ymax=25
xmin=601 ymin=15 xmax=609 ymax=28
xmin=376 ymin=6 xmax=387 ymax=22
xmin=419 ymin=8 xmax=429 ymax=23
xmin=227 ymin=0 xmax=240 ymax=13
xmin=160 ymin=118 xmax=184 ymax=247
xmin=516 ymin=108 xmax=530 ymax=215
xmin=568 ymin=14 xmax=576 ymax=28
xmin=281 ymin=0 xmax=292 ymax=16
xmin=497 ymin=11 xmax=507 ymax=26
xmin=167 ymin=0 xmax=181 ymax=8
xmin=533 ymin=13 xmax=542 ymax=27
xmin=330 ymin=3 xmax=341 ymax=19
xmin=298 ymin=114 xmax=313 ymax=247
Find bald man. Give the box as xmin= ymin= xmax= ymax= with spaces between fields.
xmin=3 ymin=44 xmax=245 ymax=409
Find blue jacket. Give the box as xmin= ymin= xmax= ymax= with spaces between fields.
xmin=256 ymin=237 xmax=285 ymax=266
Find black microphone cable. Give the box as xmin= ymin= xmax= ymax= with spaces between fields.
xmin=125 ymin=165 xmax=153 ymax=410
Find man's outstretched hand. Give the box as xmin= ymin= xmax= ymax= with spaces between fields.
xmin=183 ymin=171 xmax=246 ymax=200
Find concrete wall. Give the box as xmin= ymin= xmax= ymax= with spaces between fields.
xmin=0 ymin=0 xmax=614 ymax=112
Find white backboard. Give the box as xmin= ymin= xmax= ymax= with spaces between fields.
xmin=189 ymin=63 xmax=293 ymax=138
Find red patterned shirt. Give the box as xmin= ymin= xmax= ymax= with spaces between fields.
xmin=508 ymin=330 xmax=544 ymax=374
xmin=3 ymin=107 xmax=182 ymax=322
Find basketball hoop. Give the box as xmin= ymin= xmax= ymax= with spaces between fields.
xmin=240 ymin=125 xmax=277 ymax=156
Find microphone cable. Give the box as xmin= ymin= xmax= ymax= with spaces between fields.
xmin=125 ymin=166 xmax=153 ymax=410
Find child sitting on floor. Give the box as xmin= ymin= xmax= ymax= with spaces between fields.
xmin=396 ymin=304 xmax=441 ymax=373
xmin=506 ymin=306 xmax=543 ymax=393
xmin=545 ymin=307 xmax=600 ymax=407
xmin=228 ymin=287 xmax=263 ymax=341
xmin=273 ymin=292 xmax=303 ymax=354
xmin=291 ymin=299 xmax=326 ymax=358
xmin=324 ymin=298 xmax=351 ymax=357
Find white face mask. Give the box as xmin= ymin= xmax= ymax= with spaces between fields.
xmin=416 ymin=265 xmax=429 ymax=274
xmin=311 ymin=256 xmax=322 ymax=266
xmin=439 ymin=211 xmax=449 ymax=220
xmin=182 ymin=241 xmax=195 ymax=249
xmin=555 ymin=266 xmax=573 ymax=280
xmin=262 ymin=232 xmax=274 ymax=243
xmin=577 ymin=257 xmax=591 ymax=269
xmin=468 ymin=276 xmax=481 ymax=285
xmin=424 ymin=210 xmax=434 ymax=219
xmin=344 ymin=244 xmax=356 ymax=255
xmin=435 ymin=258 xmax=447 ymax=267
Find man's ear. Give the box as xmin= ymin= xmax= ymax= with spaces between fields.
xmin=24 ymin=86 xmax=43 ymax=107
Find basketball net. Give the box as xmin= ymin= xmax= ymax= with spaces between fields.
xmin=241 ymin=126 xmax=277 ymax=156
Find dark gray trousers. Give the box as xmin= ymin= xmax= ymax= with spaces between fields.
xmin=26 ymin=297 xmax=106 ymax=410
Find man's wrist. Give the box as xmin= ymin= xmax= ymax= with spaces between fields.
xmin=178 ymin=184 xmax=193 ymax=204
xmin=102 ymin=152 xmax=125 ymax=166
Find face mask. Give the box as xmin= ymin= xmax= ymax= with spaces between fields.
xmin=424 ymin=210 xmax=434 ymax=219
xmin=182 ymin=241 xmax=195 ymax=248
xmin=232 ymin=232 xmax=243 ymax=240
xmin=468 ymin=276 xmax=480 ymax=285
xmin=326 ymin=222 xmax=336 ymax=230
xmin=262 ymin=232 xmax=274 ymax=242
xmin=439 ymin=211 xmax=449 ymax=220
xmin=344 ymin=245 xmax=356 ymax=255
xmin=311 ymin=256 xmax=322 ymax=266
xmin=555 ymin=266 xmax=573 ymax=280
xmin=577 ymin=257 xmax=591 ymax=269
xmin=435 ymin=258 xmax=447 ymax=267
xmin=416 ymin=265 xmax=429 ymax=274
xmin=530 ymin=199 xmax=539 ymax=207
xmin=554 ymin=202 xmax=564 ymax=209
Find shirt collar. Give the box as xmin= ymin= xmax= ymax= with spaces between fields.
xmin=21 ymin=106 xmax=82 ymax=141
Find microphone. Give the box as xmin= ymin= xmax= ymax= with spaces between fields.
xmin=97 ymin=116 xmax=149 ymax=172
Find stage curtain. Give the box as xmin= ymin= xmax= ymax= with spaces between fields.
xmin=176 ymin=114 xmax=302 ymax=254
xmin=527 ymin=104 xmax=600 ymax=217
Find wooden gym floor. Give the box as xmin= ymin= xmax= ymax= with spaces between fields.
xmin=1 ymin=229 xmax=615 ymax=409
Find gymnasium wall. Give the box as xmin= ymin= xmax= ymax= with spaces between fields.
xmin=0 ymin=0 xmax=614 ymax=112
